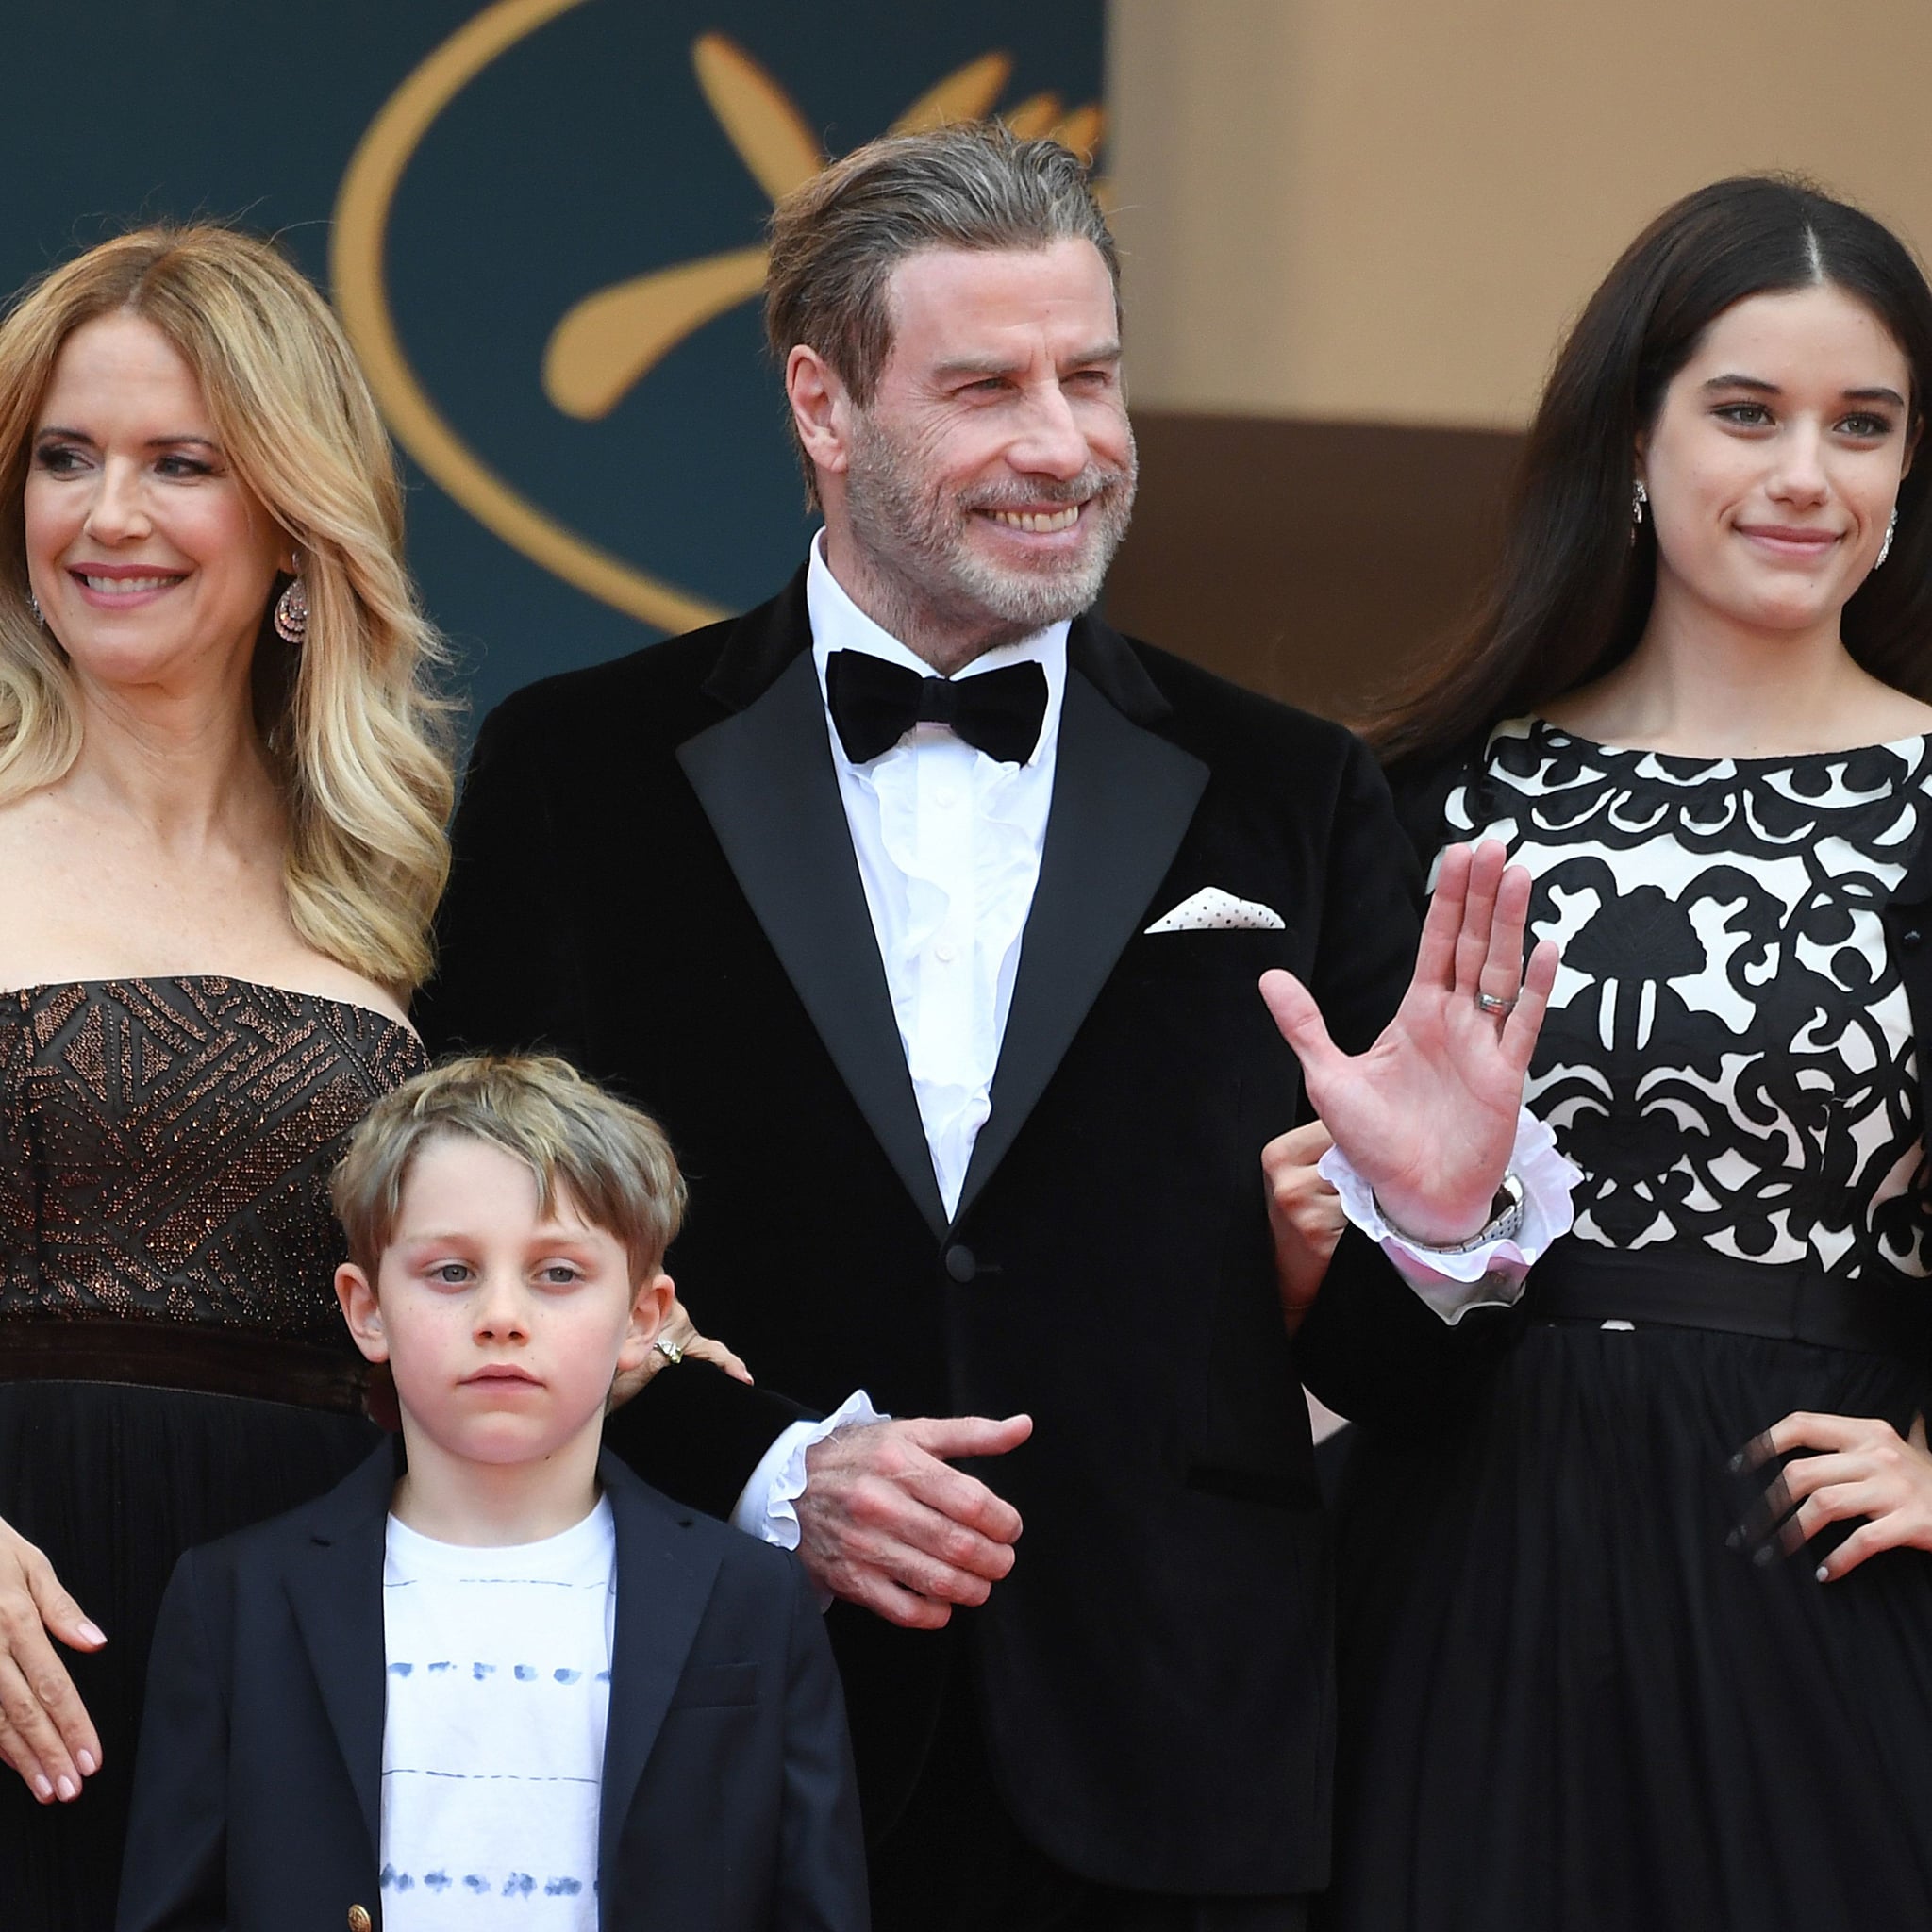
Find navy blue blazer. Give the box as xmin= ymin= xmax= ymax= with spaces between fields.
xmin=115 ymin=1445 xmax=868 ymax=1932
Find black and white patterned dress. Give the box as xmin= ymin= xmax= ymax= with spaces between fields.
xmin=1322 ymin=721 xmax=1932 ymax=1932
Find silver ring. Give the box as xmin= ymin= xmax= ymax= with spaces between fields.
xmin=654 ymin=1336 xmax=684 ymax=1365
xmin=1474 ymin=990 xmax=1518 ymax=1018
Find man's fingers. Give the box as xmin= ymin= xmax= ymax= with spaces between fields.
xmin=829 ymin=1563 xmax=956 ymax=1631
xmin=890 ymin=1454 xmax=1024 ymax=1551
xmin=900 ymin=1412 xmax=1034 ymax=1466
xmin=1257 ymin=971 xmax=1342 ymax=1082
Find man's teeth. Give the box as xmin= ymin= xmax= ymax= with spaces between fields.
xmin=988 ymin=506 xmax=1081 ymax=534
xmin=82 ymin=575 xmax=176 ymax=594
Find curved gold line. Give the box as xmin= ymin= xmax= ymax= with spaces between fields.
xmin=691 ymin=32 xmax=824 ymax=202
xmin=331 ymin=0 xmax=725 ymax=635
xmin=544 ymin=243 xmax=769 ymax=421
xmin=891 ymin=51 xmax=1012 ymax=133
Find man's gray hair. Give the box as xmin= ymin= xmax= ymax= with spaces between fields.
xmin=764 ymin=122 xmax=1119 ymax=501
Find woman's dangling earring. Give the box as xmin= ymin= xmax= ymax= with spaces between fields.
xmin=1875 ymin=508 xmax=1898 ymax=570
xmin=273 ymin=575 xmax=308 ymax=645
xmin=1632 ymin=478 xmax=1649 ymax=526
xmin=25 ymin=587 xmax=43 ymax=626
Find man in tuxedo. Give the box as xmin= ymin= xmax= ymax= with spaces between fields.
xmin=421 ymin=125 xmax=1555 ymax=1931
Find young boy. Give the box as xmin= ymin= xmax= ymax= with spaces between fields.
xmin=116 ymin=1055 xmax=867 ymax=1932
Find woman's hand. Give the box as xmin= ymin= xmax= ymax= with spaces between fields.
xmin=1260 ymin=840 xmax=1557 ymax=1244
xmin=1738 ymin=1410 xmax=1932 ymax=1581
xmin=607 ymin=1293 xmax=755 ymax=1411
xmin=1261 ymin=1120 xmax=1342 ymax=1334
xmin=0 ymin=1514 xmax=104 ymax=1803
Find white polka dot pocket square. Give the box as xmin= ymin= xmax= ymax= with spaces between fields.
xmin=1144 ymin=887 xmax=1287 ymax=934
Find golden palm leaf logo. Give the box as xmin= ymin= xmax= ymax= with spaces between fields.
xmin=544 ymin=34 xmax=1104 ymax=423
xmin=333 ymin=0 xmax=1103 ymax=633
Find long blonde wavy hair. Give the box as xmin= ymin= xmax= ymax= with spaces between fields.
xmin=0 ymin=225 xmax=455 ymax=991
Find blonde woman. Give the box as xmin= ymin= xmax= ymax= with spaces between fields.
xmin=0 ymin=225 xmax=454 ymax=1927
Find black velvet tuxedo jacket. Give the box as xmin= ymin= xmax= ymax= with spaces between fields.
xmin=115 ymin=1447 xmax=867 ymax=1932
xmin=417 ymin=573 xmax=1503 ymax=1896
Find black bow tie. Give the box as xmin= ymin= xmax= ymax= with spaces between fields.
xmin=824 ymin=650 xmax=1048 ymax=767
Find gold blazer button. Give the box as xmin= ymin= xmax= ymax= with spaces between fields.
xmin=348 ymin=1907 xmax=373 ymax=1932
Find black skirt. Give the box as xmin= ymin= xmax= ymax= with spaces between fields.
xmin=1320 ymin=1304 xmax=1932 ymax=1931
xmin=0 ymin=1380 xmax=377 ymax=1932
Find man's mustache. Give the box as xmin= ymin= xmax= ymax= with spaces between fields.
xmin=958 ymin=466 xmax=1136 ymax=513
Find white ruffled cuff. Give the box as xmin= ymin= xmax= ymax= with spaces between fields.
xmin=1318 ymin=1109 xmax=1580 ymax=1324
xmin=727 ymin=1389 xmax=888 ymax=1552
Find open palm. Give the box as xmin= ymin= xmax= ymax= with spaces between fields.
xmin=1261 ymin=841 xmax=1557 ymax=1244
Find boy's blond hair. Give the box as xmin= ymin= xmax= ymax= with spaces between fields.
xmin=332 ymin=1055 xmax=685 ymax=1282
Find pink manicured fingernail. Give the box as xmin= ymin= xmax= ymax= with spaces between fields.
xmin=76 ymin=1751 xmax=96 ymax=1775
xmin=1816 ymin=1564 xmax=1830 ymax=1583
xmin=77 ymin=1622 xmax=107 ymax=1646
xmin=56 ymin=1775 xmax=75 ymax=1801
xmin=33 ymin=1775 xmax=52 ymax=1802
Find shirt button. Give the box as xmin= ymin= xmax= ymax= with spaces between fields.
xmin=935 ymin=940 xmax=958 ymax=963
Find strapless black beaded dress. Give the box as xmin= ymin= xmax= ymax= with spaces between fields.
xmin=0 ymin=976 xmax=425 ymax=1930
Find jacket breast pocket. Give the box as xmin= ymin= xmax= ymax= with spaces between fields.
xmin=1117 ymin=924 xmax=1295 ymax=990
xmin=667 ymin=1661 xmax=759 ymax=1709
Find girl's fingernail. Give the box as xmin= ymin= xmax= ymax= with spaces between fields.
xmin=33 ymin=1775 xmax=52 ymax=1802
xmin=76 ymin=1750 xmax=96 ymax=1775
xmin=1726 ymin=1452 xmax=1745 ymax=1474
xmin=1816 ymin=1564 xmax=1830 ymax=1583
xmin=56 ymin=1775 xmax=75 ymax=1801
xmin=77 ymin=1622 xmax=107 ymax=1646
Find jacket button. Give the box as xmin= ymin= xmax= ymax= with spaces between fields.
xmin=942 ymin=1243 xmax=977 ymax=1283
xmin=348 ymin=1907 xmax=373 ymax=1932
xmin=1905 ymin=928 xmax=1924 ymax=949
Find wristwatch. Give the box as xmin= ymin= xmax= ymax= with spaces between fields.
xmin=1374 ymin=1172 xmax=1525 ymax=1256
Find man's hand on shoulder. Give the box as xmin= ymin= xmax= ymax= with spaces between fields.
xmin=796 ymin=1415 xmax=1032 ymax=1629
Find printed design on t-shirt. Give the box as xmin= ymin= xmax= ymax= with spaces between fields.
xmin=380 ymin=1505 xmax=616 ymax=1928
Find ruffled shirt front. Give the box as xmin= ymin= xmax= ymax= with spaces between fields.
xmin=806 ymin=532 xmax=1068 ymax=1218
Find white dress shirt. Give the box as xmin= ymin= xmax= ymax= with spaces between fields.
xmin=807 ymin=529 xmax=1067 ymax=1220
xmin=729 ymin=536 xmax=1572 ymax=1543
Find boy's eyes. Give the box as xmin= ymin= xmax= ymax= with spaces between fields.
xmin=418 ymin=1259 xmax=586 ymax=1287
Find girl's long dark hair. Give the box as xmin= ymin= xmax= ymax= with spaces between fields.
xmin=1371 ymin=176 xmax=1932 ymax=773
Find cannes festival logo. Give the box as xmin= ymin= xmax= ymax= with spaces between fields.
xmin=331 ymin=0 xmax=1103 ymax=632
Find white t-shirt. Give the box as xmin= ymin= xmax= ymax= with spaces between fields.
xmin=378 ymin=1499 xmax=616 ymax=1929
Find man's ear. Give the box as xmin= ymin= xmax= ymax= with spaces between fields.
xmin=336 ymin=1261 xmax=389 ymax=1364
xmin=615 ymin=1270 xmax=675 ymax=1374
xmin=786 ymin=345 xmax=853 ymax=482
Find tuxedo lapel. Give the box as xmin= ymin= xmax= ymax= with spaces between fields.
xmin=953 ymin=662 xmax=1208 ymax=1224
xmin=679 ymin=647 xmax=949 ymax=1237
xmin=596 ymin=1458 xmax=725 ymax=1880
xmin=284 ymin=1445 xmax=397 ymax=1866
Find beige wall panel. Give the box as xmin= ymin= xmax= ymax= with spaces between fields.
xmin=1108 ymin=0 xmax=1932 ymax=428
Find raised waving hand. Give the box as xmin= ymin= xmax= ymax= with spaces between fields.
xmin=1261 ymin=840 xmax=1557 ymax=1245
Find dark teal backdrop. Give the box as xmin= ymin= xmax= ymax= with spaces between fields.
xmin=0 ymin=1 xmax=1105 ymax=725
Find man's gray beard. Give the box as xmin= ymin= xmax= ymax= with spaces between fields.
xmin=842 ymin=410 xmax=1138 ymax=651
